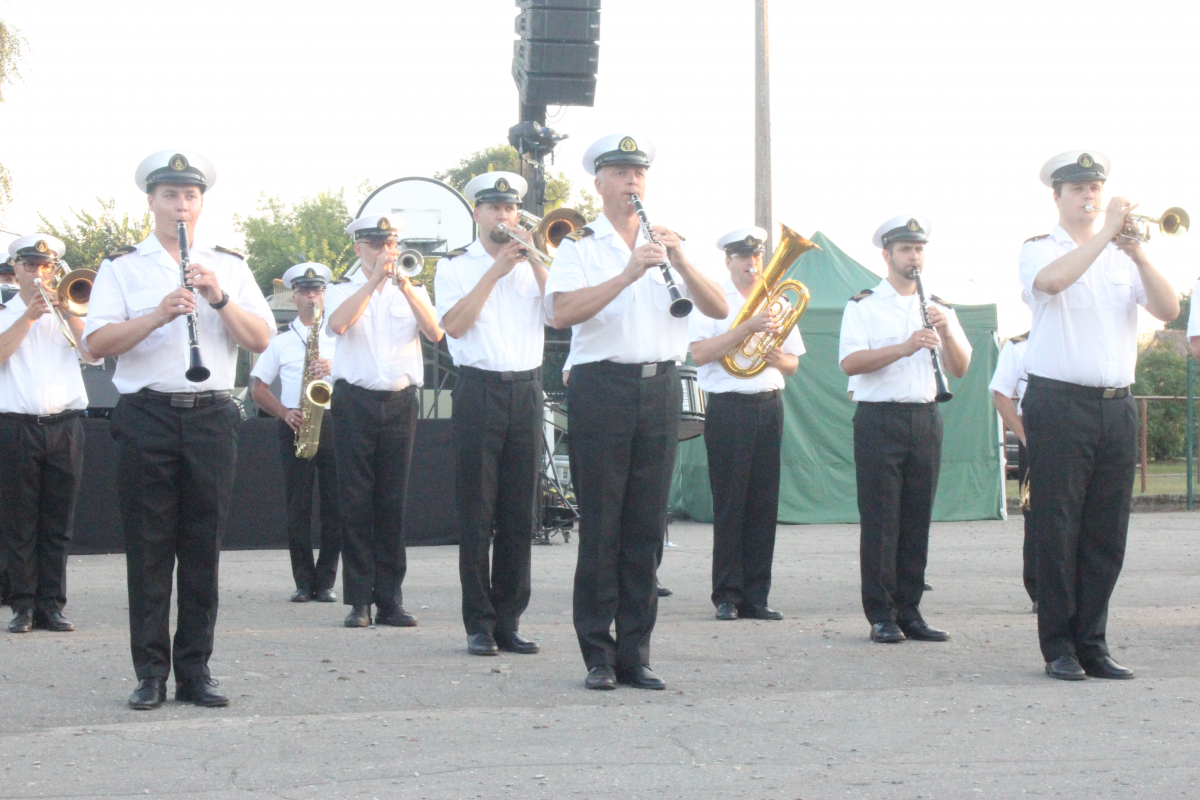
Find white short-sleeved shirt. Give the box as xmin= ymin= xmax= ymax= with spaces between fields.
xmin=543 ymin=212 xmax=697 ymax=366
xmin=249 ymin=317 xmax=336 ymax=409
xmin=839 ymin=278 xmax=970 ymax=403
xmin=1186 ymin=279 xmax=1200 ymax=338
xmin=434 ymin=239 xmax=545 ymax=371
xmin=324 ymin=269 xmax=429 ymax=391
xmin=988 ymin=336 xmax=1029 ymax=410
xmin=83 ymin=233 xmax=275 ymax=394
xmin=688 ymin=278 xmax=804 ymax=394
xmin=1018 ymin=225 xmax=1147 ymax=388
xmin=0 ymin=294 xmax=99 ymax=414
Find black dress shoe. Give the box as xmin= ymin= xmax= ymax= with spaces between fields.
xmin=924 ymin=583 xmax=933 ymax=591
xmin=899 ymin=619 xmax=949 ymax=642
xmin=313 ymin=588 xmax=337 ymax=603
xmin=375 ymin=606 xmax=417 ymax=627
xmin=495 ymin=630 xmax=539 ymax=654
xmin=740 ymin=604 xmax=783 ymax=621
xmin=467 ymin=632 xmax=499 ymax=656
xmin=7 ymin=609 xmax=32 ymax=633
xmin=344 ymin=606 xmax=371 ymax=627
xmin=175 ymin=676 xmax=230 ymax=707
xmin=33 ymin=610 xmax=74 ymax=632
xmin=1080 ymin=655 xmax=1135 ymax=680
xmin=585 ymin=666 xmax=616 ymax=690
xmin=870 ymin=621 xmax=905 ymax=643
xmin=715 ymin=602 xmax=738 ymax=621
xmin=290 ymin=588 xmax=311 ymax=603
xmin=617 ymin=665 xmax=666 ymax=690
xmin=128 ymin=677 xmax=166 ymax=710
xmin=1045 ymin=654 xmax=1087 ymax=681
xmin=656 ymin=581 xmax=673 ymax=597
xmin=1031 ymin=601 xmax=1038 ymax=613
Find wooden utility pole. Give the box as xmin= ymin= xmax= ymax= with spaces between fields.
xmin=754 ymin=0 xmax=772 ymax=253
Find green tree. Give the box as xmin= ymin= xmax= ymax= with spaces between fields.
xmin=235 ymin=190 xmax=359 ymax=293
xmin=1133 ymin=347 xmax=1188 ymax=460
xmin=38 ymin=198 xmax=151 ymax=269
xmin=0 ymin=19 xmax=27 ymax=212
xmin=435 ymin=143 xmax=600 ymax=221
xmin=1165 ymin=288 xmax=1191 ymax=331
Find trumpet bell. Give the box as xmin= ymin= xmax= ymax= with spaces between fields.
xmin=396 ymin=249 xmax=425 ymax=278
xmin=306 ymin=378 xmax=333 ymax=408
xmin=1160 ymin=207 xmax=1190 ymax=238
xmin=56 ymin=268 xmax=96 ymax=316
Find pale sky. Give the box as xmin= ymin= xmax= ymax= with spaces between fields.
xmin=1 ymin=0 xmax=1197 ymax=336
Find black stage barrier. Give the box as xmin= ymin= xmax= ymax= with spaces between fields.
xmin=71 ymin=417 xmax=458 ymax=554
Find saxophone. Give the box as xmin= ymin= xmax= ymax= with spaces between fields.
xmin=294 ymin=309 xmax=333 ymax=460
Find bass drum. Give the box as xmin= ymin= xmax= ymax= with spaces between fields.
xmin=678 ymin=364 xmax=706 ymax=441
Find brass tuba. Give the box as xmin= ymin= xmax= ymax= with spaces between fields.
xmin=719 ymin=224 xmax=820 ymax=378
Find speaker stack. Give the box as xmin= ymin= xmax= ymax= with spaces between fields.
xmin=512 ymin=0 xmax=601 ymax=119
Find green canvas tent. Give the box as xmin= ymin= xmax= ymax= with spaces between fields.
xmin=670 ymin=231 xmax=1004 ymax=524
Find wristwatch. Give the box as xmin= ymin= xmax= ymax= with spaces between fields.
xmin=210 ymin=291 xmax=230 ymax=310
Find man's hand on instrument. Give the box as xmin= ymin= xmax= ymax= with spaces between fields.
xmin=624 ymin=242 xmax=668 ymax=282
xmin=1101 ymin=196 xmax=1137 ymax=238
xmin=738 ymin=309 xmax=781 ymax=337
xmin=185 ymin=262 xmax=223 ymax=305
xmin=310 ymin=358 xmax=332 ymax=380
xmin=763 ymin=346 xmax=787 ymax=368
xmin=284 ymin=408 xmax=304 ymax=432
xmin=23 ymin=289 xmax=50 ymax=321
xmin=492 ymin=238 xmax=529 ymax=277
xmin=925 ymin=305 xmax=951 ymax=333
xmin=904 ymin=327 xmax=942 ymax=355
xmin=157 ymin=287 xmax=197 ymax=324
xmin=649 ymin=226 xmax=683 ymax=258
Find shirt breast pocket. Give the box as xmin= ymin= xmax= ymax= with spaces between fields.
xmin=127 ymin=287 xmax=171 ymax=349
xmin=1105 ymin=268 xmax=1134 ymax=308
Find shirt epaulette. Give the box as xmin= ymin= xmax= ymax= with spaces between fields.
xmin=850 ymin=289 xmax=873 ymax=302
xmin=444 ymin=244 xmax=470 ymax=258
xmin=929 ymin=294 xmax=951 ymax=307
xmin=563 ymin=226 xmax=594 ymax=242
xmin=214 ymin=245 xmax=245 ymax=260
xmin=102 ymin=245 xmax=137 ymax=264
xmin=332 ymin=275 xmax=351 ymax=284
xmin=1024 ymin=234 xmax=1050 ymax=244
xmin=1010 ymin=331 xmax=1030 ymax=343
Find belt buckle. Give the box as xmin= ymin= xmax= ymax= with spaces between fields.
xmin=35 ymin=414 xmax=51 ymax=426
xmin=641 ymin=364 xmax=658 ymax=379
xmin=1103 ymin=388 xmax=1117 ymax=399
xmin=501 ymin=371 xmax=514 ymax=382
xmin=171 ymin=394 xmax=197 ymax=409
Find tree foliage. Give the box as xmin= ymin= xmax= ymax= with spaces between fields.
xmin=0 ymin=19 xmax=27 ymax=212
xmin=235 ymin=190 xmax=359 ymax=293
xmin=434 ymin=143 xmax=600 ymax=222
xmin=1165 ymin=288 xmax=1191 ymax=331
xmin=1133 ymin=346 xmax=1189 ymax=460
xmin=38 ymin=198 xmax=151 ymax=270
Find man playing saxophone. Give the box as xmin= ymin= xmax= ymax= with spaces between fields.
xmin=250 ymin=263 xmax=341 ymax=604
xmin=688 ymin=227 xmax=802 ymax=622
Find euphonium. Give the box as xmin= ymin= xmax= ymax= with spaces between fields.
xmin=719 ymin=224 xmax=820 ymax=378
xmin=295 ymin=307 xmax=332 ymax=460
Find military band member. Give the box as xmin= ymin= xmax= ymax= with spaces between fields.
xmin=989 ymin=328 xmax=1035 ymax=610
xmin=1020 ymin=151 xmax=1178 ymax=681
xmin=688 ymin=227 xmax=802 ymax=622
xmin=0 ymin=235 xmax=98 ymax=634
xmin=545 ymin=134 xmax=728 ymax=690
xmin=839 ymin=215 xmax=971 ymax=644
xmin=0 ymin=257 xmax=18 ymax=304
xmin=250 ymin=263 xmax=341 ymax=604
xmin=325 ymin=215 xmax=442 ymax=628
xmin=84 ymin=151 xmax=275 ymax=709
xmin=436 ymin=172 xmax=546 ymax=657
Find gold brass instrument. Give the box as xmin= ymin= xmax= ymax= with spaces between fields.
xmin=33 ymin=261 xmax=95 ymax=350
xmin=1084 ymin=205 xmax=1190 ymax=243
xmin=496 ymin=222 xmax=554 ymax=268
xmin=518 ymin=207 xmax=588 ymax=253
xmin=719 ymin=224 xmax=819 ymax=378
xmin=1020 ymin=472 xmax=1031 ymax=512
xmin=295 ymin=308 xmax=332 ymax=460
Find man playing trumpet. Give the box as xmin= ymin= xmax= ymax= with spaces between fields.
xmin=688 ymin=227 xmax=802 ymax=622
xmin=436 ymin=172 xmax=546 ymax=657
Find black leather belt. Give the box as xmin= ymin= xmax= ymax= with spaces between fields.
xmin=459 ymin=365 xmax=541 ymax=383
xmin=136 ymin=389 xmax=232 ymax=408
xmin=333 ymin=379 xmax=417 ymax=400
xmin=1027 ymin=375 xmax=1130 ymax=399
xmin=708 ymin=389 xmax=780 ymax=402
xmin=589 ymin=360 xmax=675 ymax=379
xmin=0 ymin=409 xmax=84 ymax=426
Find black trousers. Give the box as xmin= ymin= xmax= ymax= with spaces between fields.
xmin=853 ymin=401 xmax=942 ymax=626
xmin=1017 ymin=438 xmax=1036 ymax=603
xmin=568 ymin=361 xmax=679 ymax=673
xmin=332 ymin=380 xmax=417 ymax=609
xmin=453 ymin=368 xmax=541 ymax=636
xmin=111 ymin=394 xmax=239 ymax=681
xmin=1024 ymin=376 xmax=1136 ymax=662
xmin=276 ymin=414 xmax=341 ymax=594
xmin=0 ymin=415 xmax=84 ymax=615
xmin=704 ymin=390 xmax=783 ymax=609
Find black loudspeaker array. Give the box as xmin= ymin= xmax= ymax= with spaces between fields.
xmin=512 ymin=0 xmax=601 ymax=110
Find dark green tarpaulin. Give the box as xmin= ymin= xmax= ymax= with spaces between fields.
xmin=670 ymin=231 xmax=1003 ymax=524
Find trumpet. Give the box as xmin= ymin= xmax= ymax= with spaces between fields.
xmin=719 ymin=225 xmax=818 ymax=378
xmin=496 ymin=223 xmax=555 ymax=268
xmin=1083 ymin=205 xmax=1190 ymax=243
xmin=394 ymin=249 xmax=425 ymax=280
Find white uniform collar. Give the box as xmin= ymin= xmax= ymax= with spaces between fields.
xmin=466 ymin=238 xmax=487 ymax=257
xmin=3 ymin=293 xmax=26 ymax=313
xmin=873 ymin=278 xmax=899 ymax=298
xmin=138 ymin=231 xmax=206 ymax=255
xmin=587 ymin=212 xmax=619 ymax=240
xmin=1049 ymin=224 xmax=1074 ymax=245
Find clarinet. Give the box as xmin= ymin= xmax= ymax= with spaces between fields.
xmin=910 ymin=268 xmax=953 ymax=403
xmin=177 ymin=221 xmax=211 ymax=383
xmin=628 ymin=194 xmax=693 ymax=318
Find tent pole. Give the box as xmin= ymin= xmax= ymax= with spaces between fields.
xmin=754 ymin=0 xmax=773 ymax=253
xmin=1188 ymin=356 xmax=1194 ymax=510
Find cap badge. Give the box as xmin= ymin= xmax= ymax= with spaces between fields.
xmin=495 ymin=177 xmax=510 ymax=193
xmin=34 ymin=240 xmax=48 ymax=253
xmin=304 ymin=267 xmax=316 ymax=278
xmin=744 ymin=234 xmax=757 ymax=247
xmin=169 ymin=154 xmax=189 ymax=172
xmin=906 ymin=219 xmax=921 ymax=232
xmin=1078 ymin=153 xmax=1094 ymax=169
xmin=618 ymin=136 xmax=638 ymax=152
xmin=378 ymin=217 xmax=390 ymax=231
